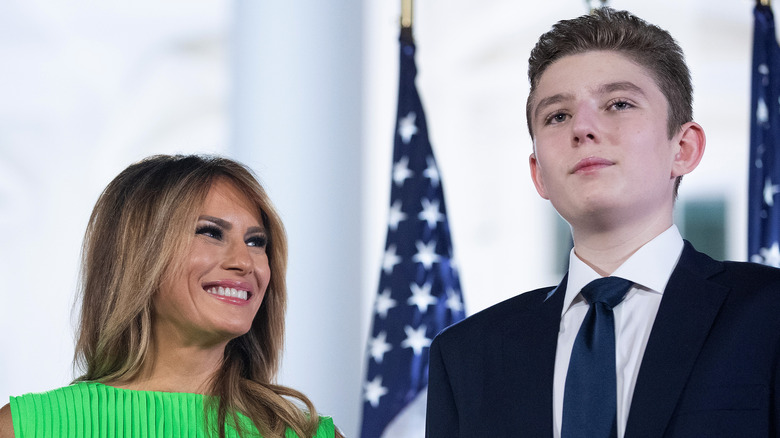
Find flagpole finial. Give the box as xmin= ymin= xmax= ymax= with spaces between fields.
xmin=759 ymin=0 xmax=771 ymax=7
xmin=401 ymin=0 xmax=414 ymax=42
xmin=586 ymin=0 xmax=609 ymax=13
xmin=401 ymin=0 xmax=413 ymax=29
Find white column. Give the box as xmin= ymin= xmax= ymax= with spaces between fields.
xmin=231 ymin=1 xmax=364 ymax=436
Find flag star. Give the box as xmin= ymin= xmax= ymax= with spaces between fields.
xmin=413 ymin=240 xmax=440 ymax=269
xmin=757 ymin=97 xmax=769 ymax=124
xmin=382 ymin=245 xmax=402 ymax=275
xmin=398 ymin=112 xmax=418 ymax=144
xmin=423 ymin=156 xmax=440 ymax=187
xmin=760 ymin=242 xmax=780 ymax=267
xmin=401 ymin=325 xmax=432 ymax=356
xmin=375 ymin=288 xmax=397 ymax=319
xmin=368 ymin=331 xmax=393 ymax=364
xmin=445 ymin=287 xmax=464 ymax=313
xmin=418 ymin=198 xmax=444 ymax=228
xmin=388 ymin=199 xmax=407 ymax=231
xmin=408 ymin=281 xmax=437 ymax=312
xmin=363 ymin=375 xmax=389 ymax=408
xmin=393 ymin=156 xmax=414 ymax=187
xmin=764 ymin=178 xmax=780 ymax=206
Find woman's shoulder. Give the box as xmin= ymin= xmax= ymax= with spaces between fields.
xmin=316 ymin=416 xmax=347 ymax=438
xmin=315 ymin=416 xmax=335 ymax=437
xmin=0 ymin=403 xmax=14 ymax=438
xmin=283 ymin=416 xmax=337 ymax=438
xmin=8 ymin=381 xmax=210 ymax=436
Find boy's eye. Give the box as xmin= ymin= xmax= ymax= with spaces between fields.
xmin=545 ymin=113 xmax=568 ymax=125
xmin=196 ymin=225 xmax=223 ymax=240
xmin=609 ymin=100 xmax=632 ymax=110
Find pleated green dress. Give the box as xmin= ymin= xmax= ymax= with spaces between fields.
xmin=10 ymin=382 xmax=334 ymax=437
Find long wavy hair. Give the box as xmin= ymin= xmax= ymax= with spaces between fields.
xmin=73 ymin=154 xmax=319 ymax=437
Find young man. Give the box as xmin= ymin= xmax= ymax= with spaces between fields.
xmin=426 ymin=8 xmax=780 ymax=438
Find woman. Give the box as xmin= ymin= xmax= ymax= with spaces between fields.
xmin=0 ymin=155 xmax=341 ymax=438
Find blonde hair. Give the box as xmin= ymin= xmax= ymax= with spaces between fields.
xmin=74 ymin=154 xmax=319 ymax=437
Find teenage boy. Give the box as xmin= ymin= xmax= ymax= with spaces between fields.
xmin=426 ymin=8 xmax=780 ymax=438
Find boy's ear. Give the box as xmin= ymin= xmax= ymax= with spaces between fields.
xmin=529 ymin=152 xmax=550 ymax=200
xmin=671 ymin=122 xmax=706 ymax=178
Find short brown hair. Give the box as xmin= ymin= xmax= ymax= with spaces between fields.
xmin=526 ymin=7 xmax=692 ymax=140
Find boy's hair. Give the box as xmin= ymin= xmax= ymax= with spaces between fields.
xmin=526 ymin=7 xmax=692 ymax=140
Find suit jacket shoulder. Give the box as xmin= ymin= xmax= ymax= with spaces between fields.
xmin=626 ymin=241 xmax=780 ymax=437
xmin=433 ymin=284 xmax=556 ymax=347
xmin=427 ymin=283 xmax=565 ymax=437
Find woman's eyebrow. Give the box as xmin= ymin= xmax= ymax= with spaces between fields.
xmin=198 ymin=215 xmax=232 ymax=230
xmin=200 ymin=215 xmax=266 ymax=235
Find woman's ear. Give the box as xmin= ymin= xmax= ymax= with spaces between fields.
xmin=671 ymin=121 xmax=706 ymax=178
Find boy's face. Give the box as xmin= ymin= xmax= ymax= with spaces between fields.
xmin=528 ymin=50 xmax=681 ymax=231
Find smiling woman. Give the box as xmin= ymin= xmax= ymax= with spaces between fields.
xmin=0 ymin=155 xmax=340 ymax=438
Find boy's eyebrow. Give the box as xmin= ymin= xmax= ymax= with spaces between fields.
xmin=533 ymin=81 xmax=646 ymax=120
xmin=597 ymin=81 xmax=646 ymax=97
xmin=534 ymin=92 xmax=574 ymax=120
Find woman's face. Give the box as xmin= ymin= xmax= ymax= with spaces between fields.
xmin=153 ymin=179 xmax=271 ymax=348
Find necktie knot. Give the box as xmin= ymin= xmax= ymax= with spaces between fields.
xmin=580 ymin=276 xmax=633 ymax=310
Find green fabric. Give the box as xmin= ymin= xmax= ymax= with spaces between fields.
xmin=10 ymin=382 xmax=334 ymax=438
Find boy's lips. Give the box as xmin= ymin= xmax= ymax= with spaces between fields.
xmin=571 ymin=157 xmax=615 ymax=174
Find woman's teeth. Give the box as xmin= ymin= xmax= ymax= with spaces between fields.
xmin=206 ymin=286 xmax=248 ymax=301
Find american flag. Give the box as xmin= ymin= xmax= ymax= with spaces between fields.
xmin=359 ymin=29 xmax=466 ymax=438
xmin=749 ymin=3 xmax=780 ymax=267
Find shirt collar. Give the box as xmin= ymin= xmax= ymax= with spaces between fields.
xmin=563 ymin=225 xmax=684 ymax=313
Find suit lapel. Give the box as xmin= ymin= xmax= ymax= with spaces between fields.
xmin=625 ymin=242 xmax=729 ymax=437
xmin=500 ymin=276 xmax=567 ymax=437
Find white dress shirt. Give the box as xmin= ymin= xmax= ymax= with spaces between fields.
xmin=552 ymin=225 xmax=684 ymax=438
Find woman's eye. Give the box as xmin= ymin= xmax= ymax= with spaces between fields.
xmin=196 ymin=225 xmax=223 ymax=240
xmin=247 ymin=235 xmax=268 ymax=248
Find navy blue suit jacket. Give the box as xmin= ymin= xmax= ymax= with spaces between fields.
xmin=426 ymin=242 xmax=780 ymax=437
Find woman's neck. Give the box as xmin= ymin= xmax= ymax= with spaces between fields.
xmin=108 ymin=334 xmax=228 ymax=394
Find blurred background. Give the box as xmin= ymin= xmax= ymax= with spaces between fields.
xmin=0 ymin=0 xmax=761 ymax=436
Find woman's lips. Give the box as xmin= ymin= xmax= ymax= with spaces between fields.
xmin=202 ymin=280 xmax=254 ymax=304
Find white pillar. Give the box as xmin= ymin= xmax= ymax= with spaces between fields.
xmin=231 ymin=1 xmax=364 ymax=436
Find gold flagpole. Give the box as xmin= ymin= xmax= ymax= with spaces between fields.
xmin=401 ymin=0 xmax=414 ymax=42
xmin=401 ymin=0 xmax=413 ymax=29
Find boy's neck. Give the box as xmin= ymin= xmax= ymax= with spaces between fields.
xmin=571 ymin=214 xmax=674 ymax=276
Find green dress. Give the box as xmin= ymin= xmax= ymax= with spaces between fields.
xmin=10 ymin=381 xmax=334 ymax=438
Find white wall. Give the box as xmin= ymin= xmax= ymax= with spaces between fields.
xmin=0 ymin=0 xmax=229 ymax=402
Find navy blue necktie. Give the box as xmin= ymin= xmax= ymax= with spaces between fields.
xmin=562 ymin=276 xmax=633 ymax=438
